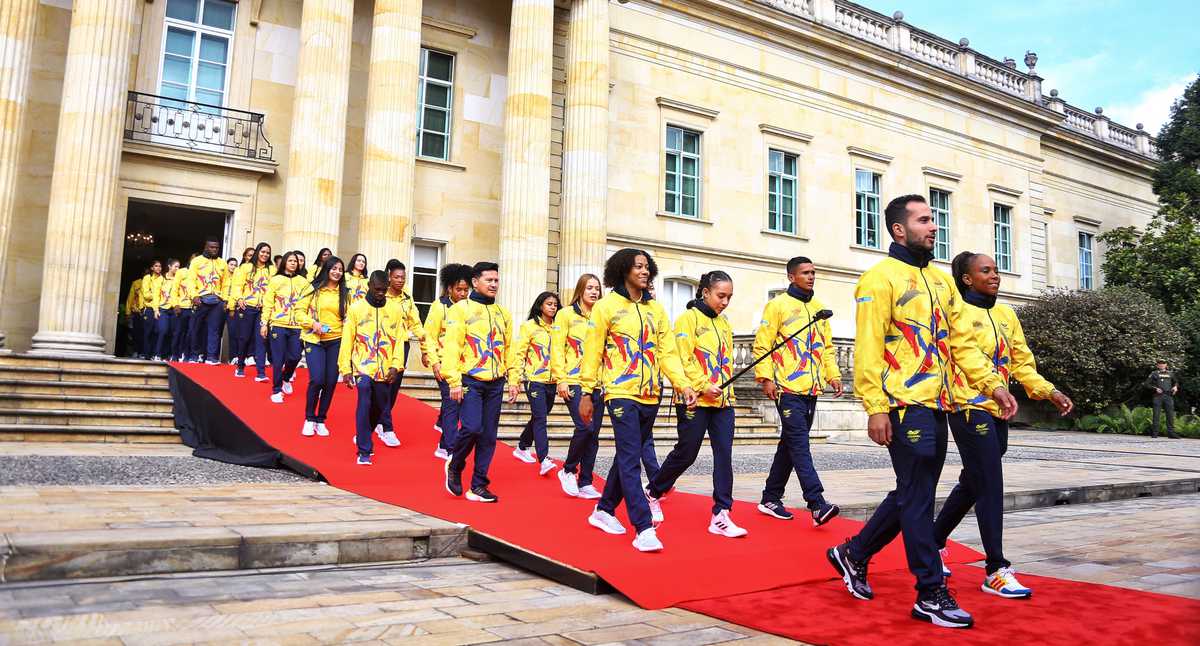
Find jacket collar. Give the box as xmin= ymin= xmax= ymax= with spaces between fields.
xmin=963 ymin=289 xmax=997 ymax=309
xmin=888 ymin=241 xmax=932 ymax=268
xmin=687 ymin=299 xmax=718 ymax=319
xmin=613 ymin=284 xmax=651 ymax=303
xmin=786 ymin=284 xmax=813 ymax=303
xmin=572 ymin=302 xmax=582 ymax=316
xmin=439 ymin=295 xmax=453 ymax=307
xmin=469 ymin=290 xmax=495 ymax=305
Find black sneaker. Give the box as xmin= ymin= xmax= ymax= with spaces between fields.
xmin=756 ymin=500 xmax=794 ymax=520
xmin=812 ymin=502 xmax=840 ymax=527
xmin=444 ymin=461 xmax=463 ymax=497
xmin=826 ymin=542 xmax=873 ymax=600
xmin=911 ymin=586 xmax=973 ymax=628
xmin=466 ymin=486 xmax=498 ymax=503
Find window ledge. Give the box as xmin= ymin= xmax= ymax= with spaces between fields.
xmin=849 ymin=244 xmax=887 ymax=255
xmin=761 ymin=228 xmax=808 ymax=241
xmin=999 ymin=270 xmax=1021 ymax=278
xmin=416 ymin=156 xmax=466 ymax=172
xmin=656 ymin=211 xmax=712 ymax=225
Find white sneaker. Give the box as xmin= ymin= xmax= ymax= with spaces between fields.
xmin=982 ymin=567 xmax=1032 ymax=599
xmin=433 ymin=447 xmax=450 ymax=460
xmin=376 ymin=428 xmax=400 ymax=447
xmin=315 ymin=423 xmax=330 ymax=437
xmin=940 ymin=547 xmax=952 ymax=577
xmin=588 ymin=506 xmax=627 ymax=535
xmin=644 ymin=488 xmax=664 ymax=524
xmin=559 ymin=469 xmax=580 ymax=497
xmin=539 ymin=458 xmax=556 ymax=476
xmin=433 ymin=424 xmax=442 ymax=434
xmin=708 ymin=510 xmax=749 ymax=538
xmin=254 ymin=375 xmax=268 ymax=383
xmin=301 ymin=421 xmax=315 ymax=437
xmin=205 ymin=360 xmax=220 ymax=366
xmin=270 ymin=392 xmax=284 ymax=404
xmin=512 ymin=447 xmax=536 ymax=463
xmin=281 ymin=381 xmax=293 ymax=395
xmin=632 ymin=527 xmax=664 ymax=552
xmin=577 ymin=484 xmax=602 ymax=499
xmin=374 ymin=423 xmax=383 ymax=436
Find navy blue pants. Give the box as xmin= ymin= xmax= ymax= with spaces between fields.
xmin=217 ymin=308 xmax=230 ymax=359
xmin=232 ymin=307 xmax=266 ymax=376
xmin=651 ymin=405 xmax=735 ymax=514
xmin=847 ymin=405 xmax=948 ymax=593
xmin=140 ymin=309 xmax=156 ymax=358
xmin=304 ymin=339 xmax=340 ymax=423
xmin=130 ymin=310 xmax=144 ymax=357
xmin=761 ymin=393 xmax=827 ymax=509
xmin=563 ymin=385 xmax=604 ymax=487
xmin=934 ymin=410 xmax=1010 ymax=575
xmin=598 ymin=398 xmax=660 ymax=534
xmin=192 ymin=299 xmax=224 ymax=360
xmin=449 ymin=377 xmax=505 ymax=490
xmin=269 ymin=327 xmax=302 ymax=394
xmin=437 ymin=379 xmax=460 ymax=452
xmin=355 ymin=377 xmax=392 ymax=458
xmin=154 ymin=309 xmax=176 ymax=359
xmin=382 ymin=343 xmax=413 ymax=433
xmin=517 ymin=381 xmax=557 ymax=461
xmin=174 ymin=309 xmax=193 ymax=360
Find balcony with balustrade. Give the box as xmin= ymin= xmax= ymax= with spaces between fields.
xmin=122 ymin=91 xmax=277 ymax=174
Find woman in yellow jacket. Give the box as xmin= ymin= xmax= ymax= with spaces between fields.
xmin=645 ymin=271 xmax=747 ymax=538
xmin=139 ymin=261 xmax=165 ymax=359
xmin=260 ymin=251 xmax=311 ymax=402
xmin=345 ymin=253 xmax=369 ymax=303
xmin=309 ymin=248 xmax=332 ymax=281
xmin=554 ymin=273 xmax=604 ymax=499
xmin=511 ymin=291 xmax=562 ymax=474
xmin=152 ymin=259 xmax=180 ymax=361
xmin=424 ymin=263 xmax=473 ymax=459
xmin=216 ymin=257 xmax=239 ymax=365
xmin=230 ymin=242 xmax=273 ymax=380
xmin=933 ymin=251 xmax=1073 ymax=599
xmin=170 ymin=255 xmax=196 ymax=361
xmin=578 ymin=248 xmax=696 ymax=552
xmin=296 ymin=256 xmax=349 ymax=438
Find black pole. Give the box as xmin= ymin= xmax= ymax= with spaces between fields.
xmin=720 ymin=309 xmax=832 ymax=390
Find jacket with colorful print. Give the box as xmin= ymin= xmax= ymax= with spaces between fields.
xmin=386 ymin=291 xmax=426 ymax=344
xmin=580 ymin=288 xmax=689 ymax=405
xmin=854 ymin=243 xmax=1005 ymax=416
xmin=675 ymin=302 xmax=736 ymax=408
xmin=551 ymin=303 xmax=593 ymax=389
xmin=512 ymin=318 xmax=556 ymax=384
xmin=139 ymin=275 xmax=161 ymax=312
xmin=346 ymin=273 xmax=369 ymax=303
xmin=951 ymin=293 xmax=1056 ymax=417
xmin=186 ymin=255 xmax=226 ymax=300
xmin=441 ymin=292 xmax=515 ymax=388
xmin=170 ymin=269 xmax=192 ymax=310
xmin=297 ymin=285 xmax=345 ymax=344
xmin=154 ymin=274 xmax=176 ymax=311
xmin=422 ymin=296 xmax=454 ymax=369
xmin=753 ymin=285 xmax=841 ymax=396
xmin=230 ymin=263 xmax=273 ymax=309
xmin=126 ymin=279 xmax=144 ymax=316
xmin=337 ymin=297 xmax=406 ymax=380
xmin=261 ymin=274 xmax=312 ymax=330
xmin=222 ymin=268 xmax=237 ymax=311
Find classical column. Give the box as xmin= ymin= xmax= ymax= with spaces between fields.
xmin=498 ymin=0 xmax=554 ymax=316
xmin=357 ymin=0 xmax=422 ymax=267
xmin=558 ymin=0 xmax=609 ymax=292
xmin=281 ymin=0 xmax=353 ymax=256
xmin=0 ymin=0 xmax=39 ymax=349
xmin=30 ymin=0 xmax=138 ymax=355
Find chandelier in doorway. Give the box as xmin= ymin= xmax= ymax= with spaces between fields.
xmin=126 ymin=231 xmax=155 ymax=248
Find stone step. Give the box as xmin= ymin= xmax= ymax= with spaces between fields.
xmin=0 ymin=424 xmax=180 ymax=442
xmin=0 ymin=379 xmax=171 ymax=398
xmin=0 ymin=365 xmax=171 ymax=386
xmin=0 ymin=354 xmax=168 ymax=374
xmin=0 ymin=408 xmax=176 ymax=428
xmin=0 ymin=393 xmax=174 ymax=413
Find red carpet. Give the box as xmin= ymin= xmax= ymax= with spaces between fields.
xmin=682 ymin=565 xmax=1200 ymax=645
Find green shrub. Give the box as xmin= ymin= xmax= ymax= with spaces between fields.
xmin=1073 ymin=405 xmax=1200 ymax=438
xmin=1174 ymin=303 xmax=1200 ymax=412
xmin=1018 ymin=287 xmax=1186 ymax=414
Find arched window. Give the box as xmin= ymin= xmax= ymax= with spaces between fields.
xmin=660 ymin=278 xmax=696 ymax=323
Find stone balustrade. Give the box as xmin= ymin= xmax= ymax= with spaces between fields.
xmin=731 ymin=333 xmax=857 ymax=394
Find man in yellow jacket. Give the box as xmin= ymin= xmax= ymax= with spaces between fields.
xmin=753 ymin=256 xmax=844 ymax=526
xmin=826 ymin=194 xmax=1017 ymax=630
xmin=187 ymin=236 xmax=227 ymax=365
xmin=339 ymin=271 xmax=405 ymax=465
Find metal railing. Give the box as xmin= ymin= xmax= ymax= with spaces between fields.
xmin=124 ymin=91 xmax=274 ymax=162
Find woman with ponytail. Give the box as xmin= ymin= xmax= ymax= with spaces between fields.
xmin=296 ymin=256 xmax=349 ymax=437
xmin=554 ymin=273 xmax=604 ymax=498
xmin=511 ymin=291 xmax=562 ymax=475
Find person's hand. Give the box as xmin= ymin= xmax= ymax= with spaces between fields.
xmin=173 ymin=306 xmax=180 ymax=315
xmin=758 ymin=379 xmax=778 ymax=401
xmin=992 ymin=387 xmax=1018 ymax=420
xmin=1173 ymin=386 xmax=1179 ymax=395
xmin=558 ymin=383 xmax=571 ymax=401
xmin=868 ymin=413 xmax=892 ymax=446
xmin=154 ymin=311 xmax=160 ymax=320
xmin=506 ymin=384 xmax=520 ymax=404
xmin=310 ymin=321 xmax=324 ymax=334
xmin=1156 ymin=387 xmax=1163 ymax=394
xmin=830 ymin=379 xmax=844 ymax=398
xmin=259 ymin=323 xmax=268 ymax=339
xmin=384 ymin=367 xmax=399 ymax=383
xmin=236 ymin=299 xmax=245 ymax=311
xmin=421 ymin=355 xmax=430 ymax=369
xmin=432 ymin=364 xmax=443 ymax=381
xmin=703 ymin=385 xmax=723 ymax=400
xmin=1050 ymin=390 xmax=1074 ymax=416
xmin=342 ymin=374 xmax=356 ymax=389
xmin=682 ymin=387 xmax=698 ymax=409
xmin=450 ymin=386 xmax=463 ymax=403
xmin=192 ymin=297 xmax=201 ymax=306
xmin=579 ymin=395 xmax=594 ymax=425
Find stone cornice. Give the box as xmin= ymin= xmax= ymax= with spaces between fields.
xmin=921 ymin=166 xmax=962 ymax=182
xmin=846 ymin=146 xmax=892 ymax=164
xmin=121 ymin=140 xmax=277 ymax=175
xmin=986 ymin=183 xmax=1023 ymax=198
xmin=655 ymin=97 xmax=720 ymax=120
xmin=759 ymin=123 xmax=813 ymax=144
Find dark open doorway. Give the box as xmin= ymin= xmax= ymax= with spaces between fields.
xmin=117 ymin=200 xmax=230 ymax=357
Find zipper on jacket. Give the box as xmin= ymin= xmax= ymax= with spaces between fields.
xmin=918 ymin=267 xmax=952 ymax=407
xmin=801 ymin=300 xmax=824 ymax=394
xmin=634 ymin=300 xmax=649 ymax=393
xmin=986 ymin=309 xmax=1002 ymax=378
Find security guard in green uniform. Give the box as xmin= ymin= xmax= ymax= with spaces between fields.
xmin=1146 ymin=360 xmax=1180 ymax=439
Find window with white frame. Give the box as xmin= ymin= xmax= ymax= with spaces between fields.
xmin=665 ymin=126 xmax=701 ymax=218
xmin=660 ymin=279 xmax=696 ymax=323
xmin=993 ymin=204 xmax=1013 ymax=272
xmin=855 ymin=170 xmax=881 ymax=248
xmin=160 ymin=0 xmax=235 ymax=109
xmin=929 ymin=188 xmax=951 ymax=261
xmin=767 ymin=150 xmax=799 ymax=234
xmin=417 ymin=49 xmax=455 ymax=160
xmin=1078 ymin=231 xmax=1094 ymax=290
xmin=411 ymin=244 xmax=441 ymax=320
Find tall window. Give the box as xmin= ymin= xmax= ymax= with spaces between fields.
xmin=411 ymin=244 xmax=441 ymax=320
xmin=1078 ymin=231 xmax=1094 ymax=290
xmin=855 ymin=170 xmax=881 ymax=248
xmin=661 ymin=279 xmax=696 ymax=323
xmin=665 ymin=126 xmax=701 ymax=218
xmin=993 ymin=204 xmax=1013 ymax=272
xmin=160 ymin=0 xmax=235 ymax=108
xmin=417 ymin=49 xmax=454 ymax=160
xmin=929 ymin=188 xmax=951 ymax=261
xmin=767 ymin=150 xmax=798 ymax=234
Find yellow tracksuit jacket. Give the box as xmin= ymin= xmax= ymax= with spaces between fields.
xmin=551 ymin=304 xmax=593 ymax=389
xmin=170 ymin=269 xmax=192 ymax=310
xmin=580 ymin=289 xmax=689 ymax=405
xmin=951 ymin=298 xmax=1056 ymax=417
xmin=222 ymin=268 xmax=237 ymax=311
xmin=441 ymin=295 xmax=515 ymax=388
xmin=139 ymin=276 xmax=162 ymax=312
xmin=230 ymin=263 xmax=273 ymax=309
xmin=155 ymin=274 xmax=177 ymax=311
xmin=126 ymin=279 xmax=143 ymax=317
xmin=512 ymin=318 xmax=556 ymax=384
xmin=386 ymin=291 xmax=426 ymax=342
xmin=346 ymin=273 xmax=369 ymax=303
xmin=753 ymin=289 xmax=842 ymax=396
xmin=854 ymin=247 xmax=1005 ymax=415
xmin=297 ymin=286 xmax=345 ymax=344
xmin=674 ymin=304 xmax=736 ymax=408
xmin=338 ymin=298 xmax=406 ymax=380
xmin=261 ymin=274 xmax=312 ymax=330
xmin=422 ymin=296 xmax=454 ymax=369
xmin=187 ymin=256 xmax=226 ymax=300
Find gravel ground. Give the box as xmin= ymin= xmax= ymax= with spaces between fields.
xmin=0 ymin=456 xmax=305 ymax=486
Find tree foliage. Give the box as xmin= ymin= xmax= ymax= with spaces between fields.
xmin=1174 ymin=302 xmax=1200 ymax=411
xmin=1152 ymin=75 xmax=1200 ymax=213
xmin=1098 ymin=204 xmax=1200 ymax=314
xmin=1017 ymin=288 xmax=1186 ymax=414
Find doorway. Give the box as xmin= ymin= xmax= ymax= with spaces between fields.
xmin=117 ymin=200 xmax=230 ymax=357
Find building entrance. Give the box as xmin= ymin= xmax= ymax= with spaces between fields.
xmin=116 ymin=201 xmax=230 ymax=357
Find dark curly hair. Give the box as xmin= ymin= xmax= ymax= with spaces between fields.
xmin=439 ymin=263 xmax=472 ymax=292
xmin=602 ymin=248 xmax=658 ymax=289
xmin=950 ymin=250 xmax=980 ymax=296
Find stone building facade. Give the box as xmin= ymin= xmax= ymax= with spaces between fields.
xmin=0 ymin=0 xmax=1158 ymax=354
